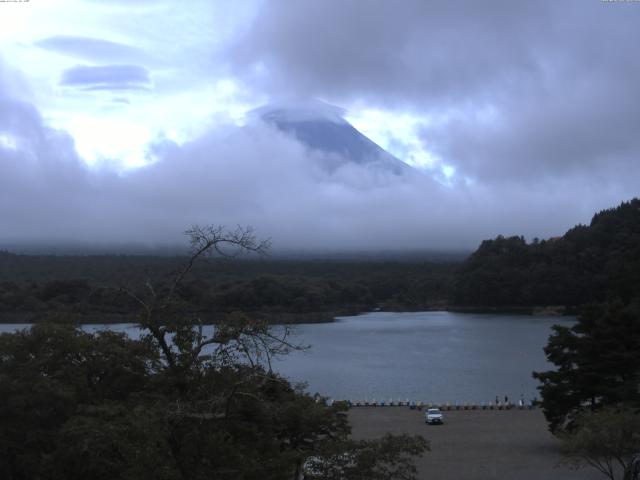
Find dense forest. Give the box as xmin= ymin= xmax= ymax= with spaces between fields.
xmin=0 ymin=253 xmax=455 ymax=323
xmin=452 ymin=198 xmax=640 ymax=309
xmin=1 ymin=198 xmax=639 ymax=323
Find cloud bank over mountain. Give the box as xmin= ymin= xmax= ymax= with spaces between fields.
xmin=0 ymin=63 xmax=626 ymax=252
xmin=1 ymin=0 xmax=639 ymax=252
xmin=229 ymin=0 xmax=640 ymax=185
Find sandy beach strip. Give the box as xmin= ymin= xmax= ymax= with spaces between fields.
xmin=349 ymin=407 xmax=602 ymax=480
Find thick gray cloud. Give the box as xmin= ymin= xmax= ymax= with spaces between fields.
xmin=0 ymin=75 xmax=628 ymax=252
xmin=230 ymin=0 xmax=545 ymax=106
xmin=229 ymin=0 xmax=640 ymax=186
xmin=36 ymin=36 xmax=150 ymax=63
xmin=60 ymin=64 xmax=150 ymax=90
xmin=421 ymin=79 xmax=640 ymax=184
xmin=2 ymin=1 xmax=639 ymax=252
xmin=0 ymin=64 xmax=94 ymax=244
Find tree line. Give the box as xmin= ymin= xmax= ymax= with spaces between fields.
xmin=0 ymin=256 xmax=455 ymax=324
xmin=452 ymin=198 xmax=640 ymax=309
xmin=3 ymin=200 xmax=640 ymax=323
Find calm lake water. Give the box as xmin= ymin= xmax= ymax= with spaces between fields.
xmin=274 ymin=311 xmax=573 ymax=404
xmin=0 ymin=311 xmax=572 ymax=404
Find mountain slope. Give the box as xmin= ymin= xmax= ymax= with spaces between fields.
xmin=250 ymin=100 xmax=411 ymax=175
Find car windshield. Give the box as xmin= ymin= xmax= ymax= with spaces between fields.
xmin=428 ymin=409 xmax=441 ymax=414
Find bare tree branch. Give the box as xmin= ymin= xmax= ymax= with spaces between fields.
xmin=163 ymin=225 xmax=270 ymax=309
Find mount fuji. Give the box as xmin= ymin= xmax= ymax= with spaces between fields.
xmin=248 ymin=99 xmax=411 ymax=175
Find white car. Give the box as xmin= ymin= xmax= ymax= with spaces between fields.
xmin=425 ymin=408 xmax=444 ymax=425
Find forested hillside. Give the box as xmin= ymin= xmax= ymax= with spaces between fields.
xmin=452 ymin=198 xmax=640 ymax=308
xmin=2 ymin=199 xmax=639 ymax=322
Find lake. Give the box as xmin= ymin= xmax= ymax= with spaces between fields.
xmin=273 ymin=311 xmax=572 ymax=404
xmin=0 ymin=311 xmax=572 ymax=404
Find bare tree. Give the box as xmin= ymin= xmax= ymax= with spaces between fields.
xmin=119 ymin=225 xmax=300 ymax=373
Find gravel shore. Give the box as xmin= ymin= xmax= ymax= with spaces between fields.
xmin=349 ymin=407 xmax=602 ymax=480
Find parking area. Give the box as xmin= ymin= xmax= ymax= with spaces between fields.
xmin=349 ymin=407 xmax=602 ymax=480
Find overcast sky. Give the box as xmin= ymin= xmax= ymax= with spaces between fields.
xmin=0 ymin=0 xmax=639 ymax=251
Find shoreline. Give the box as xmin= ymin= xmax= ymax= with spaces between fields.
xmin=0 ymin=305 xmax=575 ymax=325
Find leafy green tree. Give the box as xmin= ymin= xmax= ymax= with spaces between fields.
xmin=0 ymin=322 xmax=159 ymax=480
xmin=305 ymin=434 xmax=429 ymax=480
xmin=533 ymin=300 xmax=640 ymax=433
xmin=560 ymin=407 xmax=640 ymax=480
